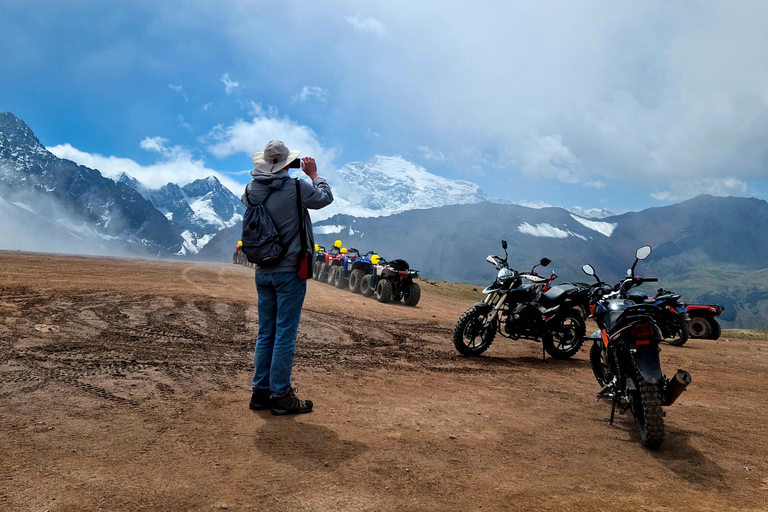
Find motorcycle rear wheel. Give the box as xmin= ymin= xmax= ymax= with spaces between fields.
xmin=542 ymin=310 xmax=585 ymax=359
xmin=453 ymin=306 xmax=496 ymax=357
xmin=629 ymin=376 xmax=665 ymax=449
xmin=665 ymin=313 xmax=689 ymax=347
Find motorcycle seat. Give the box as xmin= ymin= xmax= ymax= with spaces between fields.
xmin=539 ymin=285 xmax=577 ymax=307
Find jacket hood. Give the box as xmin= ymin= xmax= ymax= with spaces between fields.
xmin=250 ymin=168 xmax=290 ymax=181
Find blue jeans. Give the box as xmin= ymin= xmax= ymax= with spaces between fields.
xmin=252 ymin=272 xmax=307 ymax=397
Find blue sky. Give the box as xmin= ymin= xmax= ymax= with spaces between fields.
xmin=3 ymin=1 xmax=768 ymax=212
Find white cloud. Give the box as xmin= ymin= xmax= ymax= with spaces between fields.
xmin=345 ymin=16 xmax=386 ymax=36
xmin=362 ymin=127 xmax=379 ymax=140
xmin=206 ymin=112 xmax=339 ymax=176
xmin=418 ymin=145 xmax=445 ymax=162
xmin=47 ymin=142 xmax=243 ymax=194
xmin=168 ymin=83 xmax=188 ymax=101
xmin=651 ymin=178 xmax=749 ymax=202
xmin=292 ymin=86 xmax=329 ymax=104
xmin=202 ymin=103 xmax=213 ymax=111
xmin=220 ymin=73 xmax=239 ymax=94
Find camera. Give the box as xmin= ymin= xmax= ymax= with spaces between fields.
xmin=289 ymin=158 xmax=301 ymax=169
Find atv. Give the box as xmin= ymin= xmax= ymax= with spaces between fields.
xmin=325 ymin=247 xmax=348 ymax=286
xmin=365 ymin=257 xmax=421 ymax=306
xmin=311 ymin=244 xmax=326 ymax=280
xmin=332 ymin=248 xmax=361 ymax=289
xmin=347 ymin=251 xmax=380 ymax=294
xmin=317 ymin=240 xmax=342 ymax=283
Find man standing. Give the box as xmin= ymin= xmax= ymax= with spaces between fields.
xmin=243 ymin=140 xmax=333 ymax=415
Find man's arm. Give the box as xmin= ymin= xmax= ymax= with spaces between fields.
xmin=300 ymin=157 xmax=333 ymax=209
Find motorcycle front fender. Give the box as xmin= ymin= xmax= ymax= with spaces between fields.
xmin=630 ymin=347 xmax=663 ymax=384
xmin=474 ymin=302 xmax=493 ymax=313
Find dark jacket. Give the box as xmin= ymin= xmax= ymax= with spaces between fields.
xmin=241 ymin=169 xmax=333 ymax=273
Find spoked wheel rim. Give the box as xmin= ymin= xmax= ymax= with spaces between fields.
xmin=462 ymin=312 xmax=492 ymax=349
xmin=550 ymin=316 xmax=581 ymax=352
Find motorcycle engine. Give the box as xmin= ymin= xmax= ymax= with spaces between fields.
xmin=504 ymin=303 xmax=543 ymax=338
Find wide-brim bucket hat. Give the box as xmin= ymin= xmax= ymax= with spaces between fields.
xmin=252 ymin=139 xmax=300 ymax=173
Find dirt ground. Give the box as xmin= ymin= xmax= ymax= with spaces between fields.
xmin=1 ymin=251 xmax=767 ymax=512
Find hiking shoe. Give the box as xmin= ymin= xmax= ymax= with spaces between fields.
xmin=249 ymin=388 xmax=271 ymax=411
xmin=270 ymin=388 xmax=313 ymax=415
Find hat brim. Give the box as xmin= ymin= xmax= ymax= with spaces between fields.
xmin=252 ymin=149 xmax=301 ymax=173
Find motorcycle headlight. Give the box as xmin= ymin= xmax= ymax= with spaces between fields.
xmin=498 ymin=268 xmax=515 ymax=280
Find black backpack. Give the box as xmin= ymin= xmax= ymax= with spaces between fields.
xmin=240 ymin=184 xmax=293 ymax=267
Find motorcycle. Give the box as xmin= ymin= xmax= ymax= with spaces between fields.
xmin=629 ymin=289 xmax=724 ymax=341
xmin=583 ymin=245 xmax=692 ymax=449
xmin=452 ymin=240 xmax=586 ymax=359
xmin=627 ymin=288 xmax=690 ymax=346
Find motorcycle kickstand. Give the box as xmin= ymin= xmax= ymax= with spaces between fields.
xmin=542 ymin=344 xmax=546 ymax=360
xmin=609 ymin=396 xmax=617 ymax=425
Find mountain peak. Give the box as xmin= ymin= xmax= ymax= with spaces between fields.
xmin=0 ymin=112 xmax=46 ymax=154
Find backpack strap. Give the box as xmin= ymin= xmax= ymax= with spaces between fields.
xmin=243 ymin=183 xmax=276 ymax=207
xmin=295 ymin=178 xmax=308 ymax=253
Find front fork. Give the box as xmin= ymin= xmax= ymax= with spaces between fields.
xmin=481 ymin=292 xmax=508 ymax=328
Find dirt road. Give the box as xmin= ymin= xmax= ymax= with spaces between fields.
xmin=1 ymin=251 xmax=766 ymax=511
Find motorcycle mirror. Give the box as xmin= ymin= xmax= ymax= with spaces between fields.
xmin=501 ymin=240 xmax=508 ymax=250
xmin=486 ymin=255 xmax=497 ymax=265
xmin=582 ymin=264 xmax=595 ymax=276
xmin=540 ymin=258 xmax=551 ymax=267
xmin=636 ymin=245 xmax=652 ymax=260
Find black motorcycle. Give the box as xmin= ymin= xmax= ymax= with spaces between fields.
xmin=453 ymin=240 xmax=586 ymax=359
xmin=583 ymin=246 xmax=692 ymax=449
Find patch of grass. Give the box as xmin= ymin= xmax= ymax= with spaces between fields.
xmin=722 ymin=329 xmax=768 ymax=341
xmin=419 ymin=278 xmax=485 ymax=302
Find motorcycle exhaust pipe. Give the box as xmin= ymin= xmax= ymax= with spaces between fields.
xmin=663 ymin=369 xmax=692 ymax=406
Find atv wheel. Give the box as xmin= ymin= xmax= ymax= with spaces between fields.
xmin=349 ymin=269 xmax=365 ymax=294
xmin=403 ymin=282 xmax=421 ymax=306
xmin=589 ymin=340 xmax=611 ymax=386
xmin=664 ymin=313 xmax=689 ymax=347
xmin=453 ymin=306 xmax=496 ymax=356
xmin=708 ymin=318 xmax=722 ymax=340
xmin=334 ymin=270 xmax=347 ymax=289
xmin=318 ymin=265 xmax=330 ymax=283
xmin=543 ymin=309 xmax=585 ymax=359
xmin=326 ymin=267 xmax=337 ymax=285
xmin=312 ymin=261 xmax=322 ymax=280
xmin=687 ymin=316 xmax=711 ymax=339
xmin=376 ymin=279 xmax=393 ymax=303
xmin=629 ymin=375 xmax=665 ymax=449
xmin=360 ymin=275 xmax=375 ymax=297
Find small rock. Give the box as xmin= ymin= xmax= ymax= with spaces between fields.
xmin=385 ymin=487 xmax=389 ymax=490
xmin=415 ymin=428 xmax=420 ymax=432
xmin=405 ymin=468 xmax=409 ymax=472
xmin=325 ymin=462 xmax=329 ymax=467
xmin=449 ymin=435 xmax=457 ymax=439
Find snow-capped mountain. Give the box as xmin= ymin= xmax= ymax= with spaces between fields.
xmin=119 ymin=174 xmax=244 ymax=233
xmin=118 ymin=173 xmax=245 ymax=255
xmin=301 ymin=155 xmax=489 ymax=221
xmin=1 ymin=112 xmax=185 ymax=254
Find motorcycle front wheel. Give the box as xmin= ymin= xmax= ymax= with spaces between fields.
xmin=629 ymin=375 xmax=665 ymax=449
xmin=542 ymin=310 xmax=585 ymax=359
xmin=453 ymin=306 xmax=497 ymax=357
